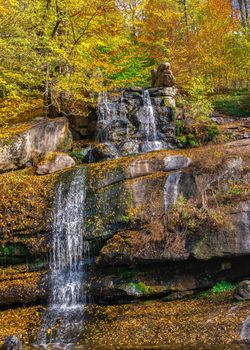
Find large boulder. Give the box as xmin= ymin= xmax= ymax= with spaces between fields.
xmin=97 ymin=153 xmax=245 ymax=265
xmin=164 ymin=155 xmax=192 ymax=171
xmin=0 ymin=117 xmax=72 ymax=173
xmin=84 ymin=143 xmax=119 ymax=163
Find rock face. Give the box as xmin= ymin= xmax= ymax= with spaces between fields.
xmin=0 ymin=139 xmax=250 ymax=306
xmin=87 ymin=140 xmax=250 ymax=302
xmin=36 ymin=152 xmax=76 ymax=174
xmin=0 ymin=117 xmax=72 ymax=173
xmin=96 ymin=87 xmax=179 ymax=157
xmin=151 ymin=62 xmax=175 ymax=88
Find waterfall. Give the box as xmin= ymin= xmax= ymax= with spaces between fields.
xmin=140 ymin=90 xmax=157 ymax=142
xmin=140 ymin=90 xmax=163 ymax=153
xmin=96 ymin=92 xmax=127 ymax=143
xmin=164 ymin=172 xmax=182 ymax=211
xmin=50 ymin=168 xmax=87 ymax=309
xmin=96 ymin=89 xmax=164 ymax=155
xmin=97 ymin=92 xmax=117 ymax=124
xmin=36 ymin=167 xmax=89 ymax=349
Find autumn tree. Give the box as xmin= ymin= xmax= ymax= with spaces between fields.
xmin=0 ymin=0 xmax=132 ymax=123
xmin=140 ymin=0 xmax=250 ymax=90
xmin=0 ymin=0 xmax=249 ymax=126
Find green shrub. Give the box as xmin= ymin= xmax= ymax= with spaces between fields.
xmin=177 ymin=133 xmax=199 ymax=148
xmin=211 ymin=280 xmax=236 ymax=294
xmin=207 ymin=124 xmax=220 ymax=140
xmin=176 ymin=120 xmax=184 ymax=137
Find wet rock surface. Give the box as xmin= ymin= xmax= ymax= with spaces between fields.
xmin=96 ymin=87 xmax=179 ymax=156
xmin=84 ymin=142 xmax=119 ymax=163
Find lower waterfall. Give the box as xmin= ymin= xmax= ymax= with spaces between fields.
xmin=36 ymin=167 xmax=89 ymax=349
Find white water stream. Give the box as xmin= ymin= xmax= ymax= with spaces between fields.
xmin=164 ymin=172 xmax=182 ymax=211
xmin=37 ymin=168 xmax=89 ymax=349
xmin=96 ymin=89 xmax=164 ymax=154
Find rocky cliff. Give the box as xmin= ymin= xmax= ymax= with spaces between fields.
xmin=0 ymin=128 xmax=249 ymax=306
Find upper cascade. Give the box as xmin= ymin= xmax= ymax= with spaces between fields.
xmin=95 ymin=86 xmax=179 ymax=158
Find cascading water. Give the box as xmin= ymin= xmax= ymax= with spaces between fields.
xmin=139 ymin=90 xmax=163 ymax=152
xmin=96 ymin=89 xmax=164 ymax=156
xmin=139 ymin=90 xmax=157 ymax=141
xmin=50 ymin=168 xmax=87 ymax=309
xmin=37 ymin=167 xmax=89 ymax=349
xmin=164 ymin=172 xmax=182 ymax=211
xmin=96 ymin=92 xmax=127 ymax=143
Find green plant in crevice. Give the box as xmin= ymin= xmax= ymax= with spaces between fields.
xmin=199 ymin=280 xmax=237 ymax=299
xmin=176 ymin=120 xmax=184 ymax=137
xmin=211 ymin=280 xmax=236 ymax=294
xmin=119 ymin=269 xmax=135 ymax=281
xmin=128 ymin=282 xmax=152 ymax=294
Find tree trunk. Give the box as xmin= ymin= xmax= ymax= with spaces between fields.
xmin=238 ymin=0 xmax=247 ymax=27
xmin=43 ymin=65 xmax=50 ymax=118
xmin=182 ymin=0 xmax=188 ymax=29
xmin=243 ymin=0 xmax=249 ymax=23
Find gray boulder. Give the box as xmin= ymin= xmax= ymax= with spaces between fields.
xmin=164 ymin=155 xmax=192 ymax=171
xmin=36 ymin=152 xmax=76 ymax=175
xmin=235 ymin=280 xmax=250 ymax=301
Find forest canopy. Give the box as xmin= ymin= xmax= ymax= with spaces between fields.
xmin=0 ymin=0 xmax=249 ymax=123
